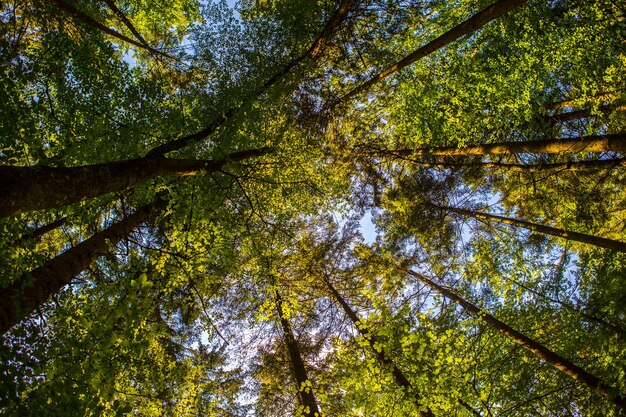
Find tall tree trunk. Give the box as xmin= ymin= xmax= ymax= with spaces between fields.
xmin=338 ymin=0 xmax=527 ymax=103
xmin=394 ymin=156 xmax=626 ymax=172
xmin=546 ymin=105 xmax=620 ymax=124
xmin=146 ymin=0 xmax=357 ymax=157
xmin=102 ymin=0 xmax=150 ymax=48
xmin=404 ymin=269 xmax=626 ymax=410
xmin=0 ymin=202 xmax=161 ymax=335
xmin=367 ymin=133 xmax=626 ymax=158
xmin=49 ymin=0 xmax=167 ymax=58
xmin=324 ymin=278 xmax=438 ymax=416
xmin=275 ymin=291 xmax=321 ymax=417
xmin=546 ymin=91 xmax=623 ymax=111
xmin=0 ymin=148 xmax=271 ymax=217
xmin=438 ymin=204 xmax=626 ymax=252
xmin=325 ymin=277 xmax=481 ymax=417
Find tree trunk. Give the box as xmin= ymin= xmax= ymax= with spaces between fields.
xmin=17 ymin=217 xmax=67 ymax=244
xmin=396 ymin=156 xmax=626 ymax=173
xmin=0 ymin=202 xmax=161 ymax=335
xmin=49 ymin=0 xmax=166 ymax=58
xmin=275 ymin=292 xmax=321 ymax=417
xmin=324 ymin=278 xmax=438 ymax=416
xmin=546 ymin=91 xmax=623 ymax=111
xmin=338 ymin=0 xmax=527 ymax=103
xmin=371 ymin=133 xmax=626 ymax=158
xmin=439 ymin=204 xmax=626 ymax=252
xmin=146 ymin=0 xmax=356 ymax=157
xmin=546 ymin=105 xmax=619 ymax=124
xmin=0 ymin=148 xmax=271 ymax=217
xmin=404 ymin=269 xmax=626 ymax=410
xmin=102 ymin=0 xmax=150 ymax=48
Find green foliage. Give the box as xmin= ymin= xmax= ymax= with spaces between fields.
xmin=2 ymin=0 xmax=626 ymax=415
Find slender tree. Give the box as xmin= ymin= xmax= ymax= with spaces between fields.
xmin=337 ymin=0 xmax=527 ymax=103
xmin=436 ymin=204 xmax=626 ymax=252
xmin=547 ymin=91 xmax=624 ymax=111
xmin=275 ymin=291 xmax=321 ymax=417
xmin=386 ymin=156 xmax=626 ymax=173
xmin=324 ymin=276 xmax=441 ymax=417
xmin=403 ymin=268 xmax=626 ymax=410
xmin=146 ymin=0 xmax=357 ymax=158
xmin=0 ymin=201 xmax=162 ymax=335
xmin=364 ymin=133 xmax=626 ymax=158
xmin=102 ymin=0 xmax=151 ymax=50
xmin=48 ymin=0 xmax=169 ymax=58
xmin=546 ymin=105 xmax=621 ymax=124
xmin=17 ymin=218 xmax=67 ymax=244
xmin=0 ymin=148 xmax=271 ymax=217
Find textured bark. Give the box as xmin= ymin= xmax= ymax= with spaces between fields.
xmin=0 ymin=148 xmax=271 ymax=217
xmin=49 ymin=0 xmax=166 ymax=58
xmin=275 ymin=292 xmax=321 ymax=417
xmin=146 ymin=0 xmax=357 ymax=158
xmin=440 ymin=205 xmax=626 ymax=252
xmin=338 ymin=0 xmax=527 ymax=103
xmin=0 ymin=203 xmax=160 ymax=335
xmin=396 ymin=156 xmax=626 ymax=173
xmin=405 ymin=270 xmax=626 ymax=410
xmin=372 ymin=133 xmax=626 ymax=158
xmin=324 ymin=278 xmax=436 ymax=417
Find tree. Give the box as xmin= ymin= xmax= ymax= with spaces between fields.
xmin=2 ymin=0 xmax=625 ymax=415
xmin=0 ymin=148 xmax=270 ymax=216
xmin=402 ymin=268 xmax=626 ymax=410
xmin=275 ymin=290 xmax=321 ymax=417
xmin=0 ymin=201 xmax=161 ymax=334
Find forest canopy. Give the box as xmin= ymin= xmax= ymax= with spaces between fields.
xmin=1 ymin=0 xmax=626 ymax=415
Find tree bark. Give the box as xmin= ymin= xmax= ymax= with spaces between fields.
xmin=395 ymin=156 xmax=626 ymax=173
xmin=146 ymin=0 xmax=357 ymax=158
xmin=0 ymin=202 xmax=161 ymax=335
xmin=404 ymin=269 xmax=626 ymax=410
xmin=370 ymin=133 xmax=626 ymax=158
xmin=0 ymin=148 xmax=271 ymax=217
xmin=338 ymin=0 xmax=527 ymax=103
xmin=275 ymin=291 xmax=321 ymax=417
xmin=439 ymin=204 xmax=626 ymax=252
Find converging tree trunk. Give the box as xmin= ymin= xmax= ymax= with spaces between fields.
xmin=146 ymin=0 xmax=357 ymax=157
xmin=0 ymin=148 xmax=270 ymax=217
xmin=546 ymin=105 xmax=621 ymax=124
xmin=17 ymin=217 xmax=67 ymax=244
xmin=275 ymin=291 xmax=321 ymax=417
xmin=324 ymin=277 xmax=435 ymax=416
xmin=325 ymin=276 xmax=481 ymax=417
xmin=546 ymin=91 xmax=624 ymax=111
xmin=102 ymin=0 xmax=151 ymax=50
xmin=0 ymin=202 xmax=161 ymax=335
xmin=338 ymin=0 xmax=527 ymax=103
xmin=438 ymin=204 xmax=626 ymax=252
xmin=404 ymin=269 xmax=626 ymax=410
xmin=395 ymin=156 xmax=626 ymax=173
xmin=366 ymin=134 xmax=626 ymax=158
xmin=49 ymin=0 xmax=169 ymax=58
